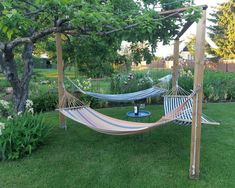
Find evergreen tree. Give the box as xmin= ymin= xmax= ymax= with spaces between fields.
xmin=186 ymin=35 xmax=212 ymax=58
xmin=208 ymin=0 xmax=235 ymax=59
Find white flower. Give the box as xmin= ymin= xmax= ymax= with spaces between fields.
xmin=76 ymin=79 xmax=91 ymax=90
xmin=7 ymin=116 xmax=13 ymax=120
xmin=0 ymin=122 xmax=5 ymax=136
xmin=26 ymin=99 xmax=33 ymax=109
xmin=0 ymin=100 xmax=10 ymax=109
xmin=0 ymin=122 xmax=5 ymax=129
xmin=28 ymin=108 xmax=34 ymax=114
xmin=17 ymin=111 xmax=22 ymax=116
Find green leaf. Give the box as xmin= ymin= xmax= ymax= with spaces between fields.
xmin=7 ymin=29 xmax=13 ymax=39
xmin=2 ymin=26 xmax=8 ymax=33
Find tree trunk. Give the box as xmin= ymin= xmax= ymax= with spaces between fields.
xmin=0 ymin=43 xmax=34 ymax=113
xmin=12 ymin=83 xmax=29 ymax=113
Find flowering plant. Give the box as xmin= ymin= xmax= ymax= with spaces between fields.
xmin=0 ymin=111 xmax=51 ymax=160
xmin=0 ymin=122 xmax=5 ymax=136
xmin=0 ymin=98 xmax=35 ymax=118
xmin=25 ymin=99 xmax=34 ymax=114
xmin=179 ymin=69 xmax=193 ymax=78
xmin=0 ymin=99 xmax=10 ymax=117
xmin=111 ymin=72 xmax=154 ymax=94
xmin=76 ymin=79 xmax=92 ymax=91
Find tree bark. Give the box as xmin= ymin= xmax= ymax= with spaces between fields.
xmin=0 ymin=43 xmax=34 ymax=113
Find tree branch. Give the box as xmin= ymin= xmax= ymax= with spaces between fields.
xmin=5 ymin=5 xmax=206 ymax=50
xmin=6 ymin=26 xmax=76 ymax=50
xmin=0 ymin=43 xmax=5 ymax=50
xmin=18 ymin=0 xmax=40 ymax=9
xmin=12 ymin=4 xmax=30 ymax=12
xmin=0 ymin=51 xmax=4 ymax=71
xmin=98 ymin=5 xmax=207 ymax=36
xmin=24 ymin=6 xmax=45 ymax=16
xmin=158 ymin=5 xmax=206 ymax=16
xmin=99 ymin=11 xmax=180 ymax=36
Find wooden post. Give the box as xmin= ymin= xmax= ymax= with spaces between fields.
xmin=172 ymin=39 xmax=179 ymax=94
xmin=189 ymin=6 xmax=207 ymax=179
xmin=56 ymin=33 xmax=66 ymax=128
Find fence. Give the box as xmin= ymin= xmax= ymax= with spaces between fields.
xmin=147 ymin=59 xmax=235 ymax=72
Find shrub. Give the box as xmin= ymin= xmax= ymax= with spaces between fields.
xmin=0 ymin=79 xmax=10 ymax=88
xmin=32 ymin=92 xmax=58 ymax=113
xmin=178 ymin=69 xmax=235 ymax=102
xmin=178 ymin=69 xmax=194 ymax=92
xmin=73 ymin=78 xmax=92 ymax=91
xmin=110 ymin=72 xmax=154 ymax=94
xmin=0 ymin=100 xmax=11 ymax=117
xmin=0 ymin=112 xmax=51 ymax=160
xmin=89 ymin=97 xmax=108 ymax=109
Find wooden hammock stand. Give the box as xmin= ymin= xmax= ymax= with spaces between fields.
xmin=55 ymin=5 xmax=208 ymax=179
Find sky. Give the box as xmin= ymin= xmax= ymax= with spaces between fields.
xmin=154 ymin=0 xmax=228 ymax=57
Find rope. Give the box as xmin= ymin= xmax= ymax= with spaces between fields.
xmin=66 ymin=77 xmax=85 ymax=94
xmin=59 ymin=90 xmax=85 ymax=109
xmin=164 ymin=84 xmax=191 ymax=96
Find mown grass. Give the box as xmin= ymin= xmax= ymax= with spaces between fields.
xmin=33 ymin=68 xmax=75 ymax=78
xmin=0 ymin=102 xmax=234 ymax=188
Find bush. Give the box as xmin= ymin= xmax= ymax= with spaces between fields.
xmin=0 ymin=113 xmax=51 ymax=160
xmin=32 ymin=92 xmax=58 ymax=113
xmin=0 ymin=100 xmax=11 ymax=117
xmin=0 ymin=79 xmax=10 ymax=88
xmin=178 ymin=69 xmax=235 ymax=102
xmin=203 ymin=71 xmax=235 ymax=102
xmin=110 ymin=72 xmax=154 ymax=94
xmin=177 ymin=69 xmax=194 ymax=92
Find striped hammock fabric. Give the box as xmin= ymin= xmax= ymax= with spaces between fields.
xmin=84 ymin=87 xmax=166 ymax=102
xmin=68 ymin=77 xmax=167 ymax=102
xmin=59 ymin=90 xmax=197 ymax=135
xmin=164 ymin=95 xmax=220 ymax=125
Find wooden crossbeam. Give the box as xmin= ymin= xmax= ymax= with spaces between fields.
xmin=175 ymin=20 xmax=194 ymax=40
xmin=159 ymin=5 xmax=207 ymax=16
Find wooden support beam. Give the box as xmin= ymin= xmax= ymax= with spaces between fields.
xmin=175 ymin=20 xmax=194 ymax=40
xmin=158 ymin=5 xmax=207 ymax=16
xmin=55 ymin=33 xmax=66 ymax=128
xmin=189 ymin=7 xmax=207 ymax=179
xmin=172 ymin=39 xmax=179 ymax=94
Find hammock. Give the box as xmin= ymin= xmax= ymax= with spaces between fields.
xmin=67 ymin=77 xmax=167 ymax=102
xmin=158 ymin=74 xmax=172 ymax=83
xmin=58 ymin=89 xmax=199 ymax=135
xmin=164 ymin=86 xmax=220 ymax=125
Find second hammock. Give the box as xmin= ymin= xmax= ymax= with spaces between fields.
xmin=67 ymin=77 xmax=167 ymax=102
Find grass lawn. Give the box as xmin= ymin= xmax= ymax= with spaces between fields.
xmin=0 ymin=102 xmax=234 ymax=188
